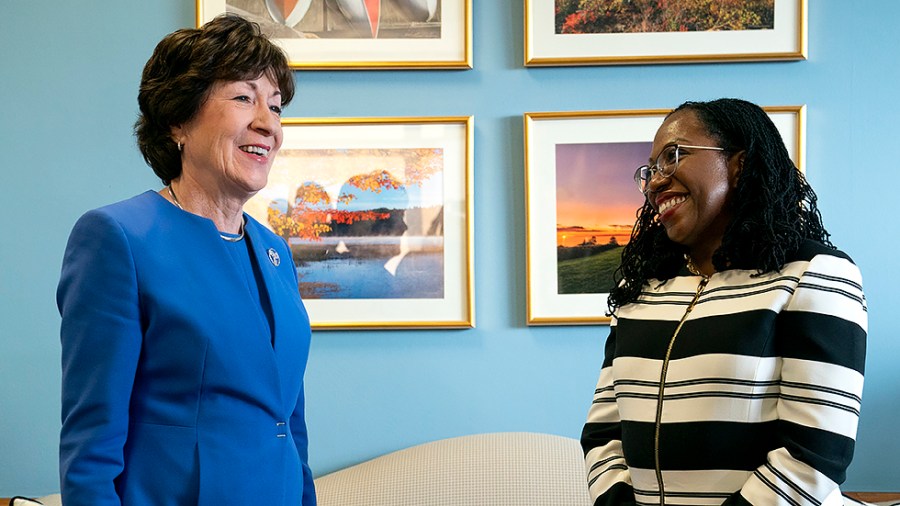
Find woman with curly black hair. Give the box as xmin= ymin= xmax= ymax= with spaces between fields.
xmin=582 ymin=98 xmax=867 ymax=505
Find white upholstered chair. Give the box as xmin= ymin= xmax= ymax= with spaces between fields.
xmin=314 ymin=432 xmax=591 ymax=506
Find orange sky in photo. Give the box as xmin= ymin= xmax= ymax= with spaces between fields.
xmin=555 ymin=141 xmax=650 ymax=247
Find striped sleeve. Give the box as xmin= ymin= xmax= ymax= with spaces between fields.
xmin=736 ymin=252 xmax=867 ymax=506
xmin=581 ymin=322 xmax=637 ymax=506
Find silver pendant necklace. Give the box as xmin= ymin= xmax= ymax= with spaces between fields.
xmin=167 ymin=185 xmax=244 ymax=242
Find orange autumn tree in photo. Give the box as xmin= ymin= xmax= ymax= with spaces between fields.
xmin=267 ymin=148 xmax=443 ymax=241
xmin=267 ymin=182 xmax=342 ymax=240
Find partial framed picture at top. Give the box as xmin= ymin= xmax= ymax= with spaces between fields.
xmin=244 ymin=117 xmax=474 ymax=329
xmin=525 ymin=0 xmax=806 ymax=66
xmin=524 ymin=106 xmax=805 ymax=325
xmin=198 ymin=0 xmax=472 ymax=69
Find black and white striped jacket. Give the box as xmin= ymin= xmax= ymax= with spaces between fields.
xmin=582 ymin=240 xmax=867 ymax=506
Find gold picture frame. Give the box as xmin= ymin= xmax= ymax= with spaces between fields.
xmin=524 ymin=106 xmax=805 ymax=325
xmin=525 ymin=0 xmax=806 ymax=66
xmin=245 ymin=116 xmax=474 ymax=329
xmin=198 ymin=0 xmax=472 ymax=69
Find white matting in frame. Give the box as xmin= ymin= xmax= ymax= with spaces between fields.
xmin=525 ymin=0 xmax=806 ymax=66
xmin=524 ymin=106 xmax=805 ymax=325
xmin=198 ymin=0 xmax=472 ymax=69
xmin=245 ymin=116 xmax=474 ymax=329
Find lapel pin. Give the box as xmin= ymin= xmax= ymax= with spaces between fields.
xmin=267 ymin=248 xmax=281 ymax=267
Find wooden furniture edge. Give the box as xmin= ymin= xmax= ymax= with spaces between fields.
xmin=845 ymin=492 xmax=900 ymax=502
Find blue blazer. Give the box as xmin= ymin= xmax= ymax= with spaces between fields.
xmin=58 ymin=191 xmax=316 ymax=506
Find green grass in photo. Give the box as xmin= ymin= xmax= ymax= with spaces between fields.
xmin=557 ymin=246 xmax=623 ymax=294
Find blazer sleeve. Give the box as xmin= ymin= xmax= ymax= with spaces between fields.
xmin=581 ymin=321 xmax=636 ymax=506
xmin=291 ymin=380 xmax=317 ymax=506
xmin=726 ymin=253 xmax=867 ymax=505
xmin=57 ymin=210 xmax=142 ymax=506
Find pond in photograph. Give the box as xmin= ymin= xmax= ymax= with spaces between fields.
xmin=294 ymin=236 xmax=444 ymax=299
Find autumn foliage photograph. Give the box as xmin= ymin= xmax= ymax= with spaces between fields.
xmin=247 ymin=147 xmax=446 ymax=300
xmin=556 ymin=0 xmax=775 ymax=34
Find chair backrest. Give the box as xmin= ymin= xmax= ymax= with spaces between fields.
xmin=314 ymin=432 xmax=592 ymax=506
xmin=10 ymin=496 xmax=61 ymax=506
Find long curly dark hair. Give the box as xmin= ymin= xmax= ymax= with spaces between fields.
xmin=134 ymin=14 xmax=294 ymax=185
xmin=607 ymin=98 xmax=832 ymax=313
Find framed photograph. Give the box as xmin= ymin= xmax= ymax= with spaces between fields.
xmin=524 ymin=106 xmax=805 ymax=325
xmin=525 ymin=0 xmax=806 ymax=66
xmin=197 ymin=0 xmax=472 ymax=69
xmin=245 ymin=116 xmax=474 ymax=329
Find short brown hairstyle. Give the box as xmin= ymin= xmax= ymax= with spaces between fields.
xmin=134 ymin=14 xmax=294 ymax=184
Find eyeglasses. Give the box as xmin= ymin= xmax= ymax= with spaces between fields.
xmin=633 ymin=144 xmax=724 ymax=195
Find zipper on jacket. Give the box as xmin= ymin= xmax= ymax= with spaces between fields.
xmin=654 ymin=276 xmax=709 ymax=505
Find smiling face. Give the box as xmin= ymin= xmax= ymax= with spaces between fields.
xmin=172 ymin=76 xmax=284 ymax=203
xmin=646 ymin=109 xmax=743 ymax=260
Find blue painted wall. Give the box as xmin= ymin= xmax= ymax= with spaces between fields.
xmin=2 ymin=0 xmax=898 ymax=495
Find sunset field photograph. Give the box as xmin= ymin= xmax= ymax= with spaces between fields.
xmin=555 ymin=141 xmax=649 ymax=294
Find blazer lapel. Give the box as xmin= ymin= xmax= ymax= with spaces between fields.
xmin=243 ymin=216 xmax=311 ymax=407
